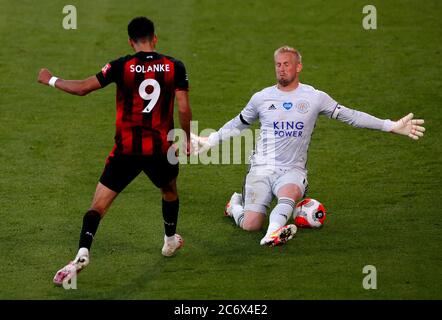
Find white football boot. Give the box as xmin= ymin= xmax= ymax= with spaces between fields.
xmin=224 ymin=192 xmax=243 ymax=217
xmin=162 ymin=234 xmax=184 ymax=257
xmin=53 ymin=248 xmax=89 ymax=286
xmin=260 ymin=224 xmax=297 ymax=247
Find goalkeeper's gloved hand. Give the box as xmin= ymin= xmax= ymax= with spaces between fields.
xmin=391 ymin=113 xmax=425 ymax=140
xmin=190 ymin=132 xmax=218 ymax=155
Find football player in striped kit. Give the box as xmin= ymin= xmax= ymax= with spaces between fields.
xmin=38 ymin=17 xmax=192 ymax=284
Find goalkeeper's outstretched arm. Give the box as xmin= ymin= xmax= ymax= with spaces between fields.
xmin=389 ymin=113 xmax=425 ymax=140
xmin=329 ymin=105 xmax=425 ymax=141
xmin=319 ymin=92 xmax=425 ymax=140
xmin=208 ymin=114 xmax=252 ymax=145
xmin=192 ymin=114 xmax=251 ymax=153
xmin=192 ymin=92 xmax=259 ymax=152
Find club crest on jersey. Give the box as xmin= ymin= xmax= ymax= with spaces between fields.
xmin=101 ymin=63 xmax=111 ymax=76
xmin=283 ymin=102 xmax=293 ymax=110
xmin=295 ymin=100 xmax=310 ymax=114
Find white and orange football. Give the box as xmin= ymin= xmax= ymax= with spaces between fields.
xmin=294 ymin=198 xmax=326 ymax=228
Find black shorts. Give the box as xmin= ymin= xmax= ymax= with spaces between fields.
xmin=99 ymin=154 xmax=179 ymax=193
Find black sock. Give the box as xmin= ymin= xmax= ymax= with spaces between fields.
xmin=162 ymin=199 xmax=179 ymax=237
xmin=78 ymin=210 xmax=101 ymax=250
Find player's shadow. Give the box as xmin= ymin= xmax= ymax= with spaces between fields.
xmin=103 ymin=258 xmax=168 ymax=299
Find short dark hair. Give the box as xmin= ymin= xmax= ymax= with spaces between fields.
xmin=127 ymin=17 xmax=155 ymax=42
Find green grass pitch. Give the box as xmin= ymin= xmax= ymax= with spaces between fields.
xmin=0 ymin=0 xmax=441 ymax=299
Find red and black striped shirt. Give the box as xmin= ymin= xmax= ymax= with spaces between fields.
xmin=96 ymin=51 xmax=188 ymax=156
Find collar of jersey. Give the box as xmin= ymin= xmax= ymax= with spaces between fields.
xmin=274 ymin=83 xmax=302 ymax=95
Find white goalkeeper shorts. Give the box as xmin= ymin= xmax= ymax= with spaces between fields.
xmin=243 ymin=165 xmax=308 ymax=215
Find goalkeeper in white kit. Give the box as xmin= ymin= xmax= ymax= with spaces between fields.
xmin=192 ymin=46 xmax=425 ymax=247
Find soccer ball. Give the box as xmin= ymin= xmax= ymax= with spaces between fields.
xmin=293 ymin=198 xmax=326 ymax=228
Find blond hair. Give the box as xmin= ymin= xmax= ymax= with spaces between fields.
xmin=274 ymin=46 xmax=302 ymax=63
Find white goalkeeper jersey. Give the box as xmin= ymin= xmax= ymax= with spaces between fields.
xmin=209 ymin=83 xmax=394 ymax=172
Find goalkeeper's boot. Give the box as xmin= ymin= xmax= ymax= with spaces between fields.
xmin=260 ymin=224 xmax=297 ymax=247
xmin=224 ymin=192 xmax=243 ymax=217
xmin=53 ymin=248 xmax=89 ymax=286
xmin=162 ymin=234 xmax=184 ymax=257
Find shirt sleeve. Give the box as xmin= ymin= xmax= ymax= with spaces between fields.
xmin=207 ymin=93 xmax=260 ymax=146
xmin=239 ymin=92 xmax=260 ymax=125
xmin=174 ymin=59 xmax=189 ymax=91
xmin=317 ymin=90 xmax=340 ymax=118
xmin=95 ymin=57 xmax=125 ymax=88
xmin=318 ymin=90 xmax=393 ymax=131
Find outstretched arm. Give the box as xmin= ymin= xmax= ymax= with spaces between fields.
xmin=330 ymin=105 xmax=425 ymax=140
xmin=191 ymin=114 xmax=252 ymax=154
xmin=390 ymin=113 xmax=425 ymax=140
xmin=319 ymin=91 xmax=425 ymax=140
xmin=191 ymin=93 xmax=260 ymax=153
xmin=37 ymin=68 xmax=101 ymax=96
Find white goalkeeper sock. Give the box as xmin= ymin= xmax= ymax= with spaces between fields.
xmin=265 ymin=197 xmax=295 ymax=236
xmin=231 ymin=204 xmax=245 ymax=228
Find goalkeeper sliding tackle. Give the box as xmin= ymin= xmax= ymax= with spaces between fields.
xmin=191 ymin=45 xmax=425 ymax=247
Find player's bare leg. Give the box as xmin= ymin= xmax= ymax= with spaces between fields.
xmin=89 ymin=182 xmax=119 ymax=216
xmin=225 ymin=192 xmax=266 ymax=231
xmin=54 ymin=183 xmax=118 ymax=285
xmin=78 ymin=182 xmax=118 ymax=252
xmin=242 ymin=211 xmax=266 ymax=231
xmin=260 ymin=184 xmax=301 ymax=246
xmin=160 ymin=178 xmax=183 ymax=257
